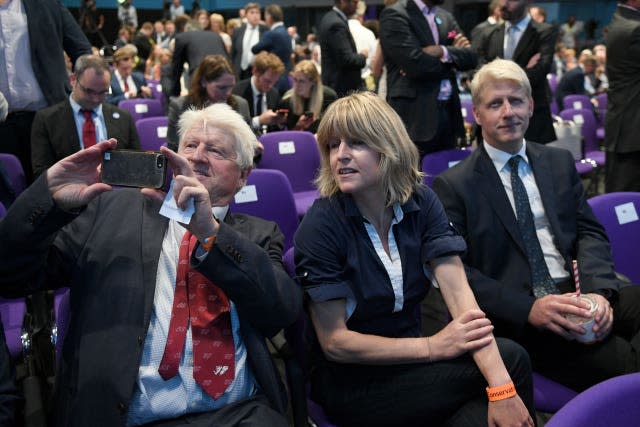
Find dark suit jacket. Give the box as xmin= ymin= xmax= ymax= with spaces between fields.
xmin=232 ymin=78 xmax=281 ymax=118
xmin=554 ymin=65 xmax=587 ymax=111
xmin=251 ymin=24 xmax=293 ymax=94
xmin=432 ymin=143 xmax=624 ymax=338
xmin=0 ymin=177 xmax=302 ymax=426
xmin=474 ymin=20 xmax=558 ymax=143
xmin=379 ymin=0 xmax=477 ymax=144
xmin=30 ymin=101 xmax=140 ymax=177
xmin=23 ymin=0 xmax=92 ymax=106
xmin=106 ymin=71 xmax=149 ymax=106
xmin=605 ymin=5 xmax=640 ymax=154
xmin=318 ymin=9 xmax=366 ymax=97
xmin=170 ymin=30 xmax=228 ymax=96
xmin=231 ymin=23 xmax=268 ymax=79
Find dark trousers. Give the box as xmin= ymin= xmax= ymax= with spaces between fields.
xmin=415 ymin=101 xmax=456 ymax=157
xmin=311 ymin=338 xmax=535 ymax=427
xmin=605 ymin=151 xmax=640 ymax=192
xmin=0 ymin=111 xmax=36 ymax=185
xmin=523 ymin=285 xmax=640 ymax=391
xmin=142 ymin=395 xmax=288 ymax=427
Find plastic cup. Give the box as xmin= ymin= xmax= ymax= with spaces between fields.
xmin=566 ymin=294 xmax=599 ymax=344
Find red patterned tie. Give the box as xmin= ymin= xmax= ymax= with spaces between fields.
xmin=158 ymin=231 xmax=236 ymax=399
xmin=81 ymin=109 xmax=96 ymax=148
xmin=123 ymin=78 xmax=130 ymax=93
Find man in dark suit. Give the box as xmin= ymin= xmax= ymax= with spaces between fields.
xmin=0 ymin=103 xmax=301 ymax=425
xmin=432 ymin=59 xmax=640 ymax=392
xmin=231 ymin=3 xmax=268 ymax=81
xmin=31 ymin=55 xmax=140 ymax=178
xmin=473 ymin=0 xmax=557 ymax=144
xmin=106 ymin=44 xmax=153 ymax=105
xmin=554 ymin=54 xmax=597 ymax=111
xmin=605 ymin=0 xmax=640 ymax=192
xmin=0 ymin=0 xmax=91 ymax=184
xmin=251 ymin=4 xmax=292 ymax=95
xmin=233 ymin=52 xmax=286 ymax=135
xmin=380 ymin=0 xmax=477 ymax=155
xmin=318 ymin=0 xmax=367 ymax=97
xmin=169 ymin=23 xmax=228 ymax=97
xmin=470 ymin=0 xmax=502 ymax=46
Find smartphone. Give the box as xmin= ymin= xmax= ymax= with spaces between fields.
xmin=303 ymin=110 xmax=313 ymax=118
xmin=101 ymin=150 xmax=167 ymax=189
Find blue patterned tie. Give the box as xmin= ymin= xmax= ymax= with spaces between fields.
xmin=509 ymin=156 xmax=558 ymax=298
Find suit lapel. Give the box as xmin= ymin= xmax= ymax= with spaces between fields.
xmin=406 ymin=1 xmax=433 ymax=45
xmin=493 ymin=24 xmax=506 ymax=57
xmin=61 ymin=102 xmax=81 ymax=155
xmin=513 ymin=22 xmax=535 ymax=63
xmin=140 ymin=197 xmax=170 ymax=328
xmin=474 ymin=148 xmax=527 ymax=256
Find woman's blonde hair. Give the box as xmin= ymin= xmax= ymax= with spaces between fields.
xmin=315 ymin=92 xmax=423 ymax=205
xmin=283 ymin=60 xmax=323 ymax=117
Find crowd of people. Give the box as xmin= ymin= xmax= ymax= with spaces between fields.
xmin=1 ymin=0 xmax=639 ymax=425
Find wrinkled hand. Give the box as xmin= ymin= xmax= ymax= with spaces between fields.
xmin=526 ymin=53 xmax=541 ymax=69
xmin=422 ymin=45 xmax=444 ymax=58
xmin=140 ymin=86 xmax=153 ymax=98
xmin=141 ymin=146 xmax=219 ymax=241
xmin=432 ymin=309 xmax=494 ymax=360
xmin=360 ymin=48 xmax=369 ymax=58
xmin=453 ymin=34 xmax=471 ymax=48
xmin=47 ymin=139 xmax=117 ymax=211
xmin=589 ymin=293 xmax=613 ymax=340
xmin=259 ymin=109 xmax=281 ymax=126
xmin=488 ymin=395 xmax=534 ymax=427
xmin=528 ymin=293 xmax=593 ymax=340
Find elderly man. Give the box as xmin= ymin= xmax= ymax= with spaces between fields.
xmin=31 ymin=54 xmax=139 ymax=178
xmin=0 ymin=103 xmax=301 ymax=425
xmin=433 ymin=59 xmax=640 ymax=392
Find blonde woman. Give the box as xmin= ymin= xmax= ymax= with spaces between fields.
xmin=278 ymin=60 xmax=337 ymax=133
xmin=294 ymin=92 xmax=535 ymax=426
xmin=210 ymin=13 xmax=232 ymax=53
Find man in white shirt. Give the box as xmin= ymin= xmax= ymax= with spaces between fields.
xmin=231 ymin=3 xmax=267 ymax=81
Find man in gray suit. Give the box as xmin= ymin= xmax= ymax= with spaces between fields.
xmin=0 ymin=103 xmax=301 ymax=425
xmin=605 ymin=0 xmax=640 ymax=192
xmin=31 ymin=55 xmax=140 ymax=178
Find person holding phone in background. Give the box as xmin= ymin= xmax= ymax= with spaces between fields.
xmin=0 ymin=103 xmax=301 ymax=426
xmin=278 ymin=60 xmax=337 ymax=134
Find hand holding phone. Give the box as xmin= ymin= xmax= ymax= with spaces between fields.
xmin=304 ymin=110 xmax=313 ymax=118
xmin=101 ymin=150 xmax=167 ymax=189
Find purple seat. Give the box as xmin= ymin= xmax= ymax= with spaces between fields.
xmin=588 ymin=192 xmax=640 ymax=283
xmin=0 ymin=298 xmax=27 ymax=359
xmin=229 ymin=169 xmax=298 ymax=251
xmin=421 ymin=148 xmax=472 ymax=187
xmin=559 ymin=108 xmax=604 ymax=166
xmin=547 ymin=73 xmax=558 ymax=94
xmin=546 ymin=373 xmax=640 ymax=427
xmin=258 ymin=131 xmax=320 ymax=218
xmin=0 ymin=201 xmax=6 ymax=218
xmin=117 ymin=99 xmax=164 ymax=122
xmin=595 ymin=92 xmax=607 ymax=139
xmin=0 ymin=153 xmax=27 ymax=196
xmin=562 ymin=94 xmax=592 ymax=111
xmin=460 ymin=99 xmax=475 ymax=125
xmin=53 ymin=288 xmax=71 ymax=364
xmin=575 ymin=159 xmax=597 ymax=176
xmin=135 ymin=116 xmax=169 ymax=151
xmin=532 ymin=372 xmax=578 ymax=413
xmin=147 ymin=80 xmax=166 ymax=108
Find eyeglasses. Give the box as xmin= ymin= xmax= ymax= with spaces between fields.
xmin=77 ymin=81 xmax=110 ymax=97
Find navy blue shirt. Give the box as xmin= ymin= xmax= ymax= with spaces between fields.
xmin=294 ymin=185 xmax=466 ymax=339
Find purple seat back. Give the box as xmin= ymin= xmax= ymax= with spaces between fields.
xmin=229 ymin=169 xmax=298 ymax=251
xmin=118 ymin=99 xmax=164 ymax=122
xmin=0 ymin=201 xmax=6 ymax=218
xmin=135 ymin=116 xmax=169 ymax=151
xmin=559 ymin=108 xmax=599 ymax=153
xmin=460 ymin=99 xmax=475 ymax=125
xmin=562 ymin=94 xmax=592 ymax=111
xmin=53 ymin=287 xmax=71 ymax=364
xmin=0 ymin=153 xmax=26 ymax=196
xmin=258 ymin=131 xmax=320 ymax=194
xmin=532 ymin=372 xmax=578 ymax=413
xmin=588 ymin=192 xmax=640 ymax=283
xmin=421 ymin=149 xmax=472 ymax=187
xmin=546 ymin=373 xmax=640 ymax=427
xmin=0 ymin=298 xmax=27 ymax=359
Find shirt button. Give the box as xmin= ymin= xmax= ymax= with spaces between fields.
xmin=137 ymin=336 xmax=143 ymax=346
xmin=117 ymin=402 xmax=127 ymax=413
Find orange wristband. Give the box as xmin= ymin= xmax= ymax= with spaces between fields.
xmin=486 ymin=381 xmax=516 ymax=402
xmin=201 ymin=234 xmax=217 ymax=252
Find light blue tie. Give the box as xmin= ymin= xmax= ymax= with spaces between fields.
xmin=504 ymin=25 xmax=519 ymax=60
xmin=509 ymin=156 xmax=558 ymax=298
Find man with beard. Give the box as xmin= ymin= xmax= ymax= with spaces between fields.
xmin=380 ymin=0 xmax=477 ymax=156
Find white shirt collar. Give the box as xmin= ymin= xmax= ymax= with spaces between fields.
xmin=483 ymin=140 xmax=528 ymax=173
xmin=506 ymin=13 xmax=531 ymax=33
xmin=69 ymin=95 xmax=104 ymax=116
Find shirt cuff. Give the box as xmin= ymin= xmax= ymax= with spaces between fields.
xmin=441 ymin=46 xmax=451 ymax=63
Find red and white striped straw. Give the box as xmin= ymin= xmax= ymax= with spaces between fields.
xmin=572 ymin=259 xmax=581 ymax=297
